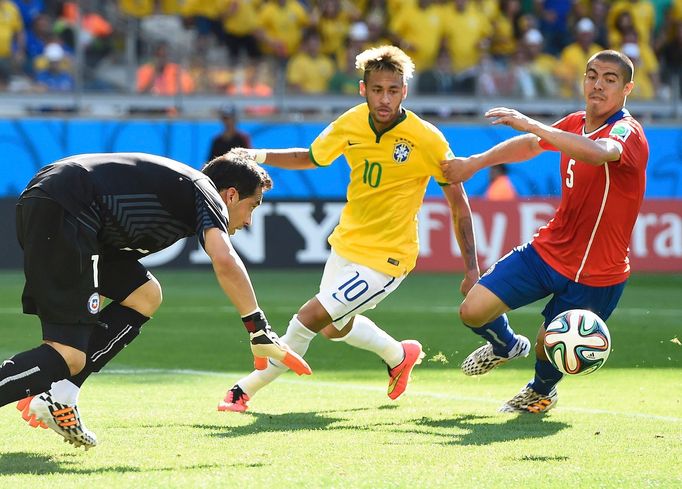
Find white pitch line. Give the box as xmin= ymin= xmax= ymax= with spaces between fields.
xmin=2 ymin=304 xmax=675 ymax=316
xmin=102 ymin=367 xmax=682 ymax=424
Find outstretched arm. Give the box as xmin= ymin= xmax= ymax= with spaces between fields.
xmin=485 ymin=107 xmax=621 ymax=166
xmin=203 ymin=227 xmax=312 ymax=375
xmin=441 ymin=183 xmax=480 ymax=296
xmin=229 ymin=147 xmax=316 ymax=170
xmin=204 ymin=227 xmax=260 ymax=315
xmin=441 ymin=133 xmax=541 ymax=184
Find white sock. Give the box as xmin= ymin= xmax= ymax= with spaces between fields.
xmin=238 ymin=315 xmax=316 ymax=397
xmin=49 ymin=379 xmax=80 ymax=405
xmin=336 ymin=315 xmax=404 ymax=368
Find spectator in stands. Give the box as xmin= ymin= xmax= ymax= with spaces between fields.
xmin=390 ymin=0 xmax=444 ymax=71
xmin=364 ymin=0 xmax=389 ymax=28
xmin=188 ymin=49 xmax=232 ymax=93
xmin=442 ymin=0 xmax=493 ymax=95
xmin=660 ymin=21 xmax=682 ymax=97
xmin=313 ymin=0 xmax=358 ymax=58
xmin=0 ymin=0 xmax=25 ymax=89
xmin=607 ymin=0 xmax=655 ymax=47
xmin=334 ymin=20 xmax=370 ymax=68
xmin=514 ymin=28 xmax=558 ymax=98
xmin=485 ymin=164 xmax=517 ymax=200
xmin=136 ymin=41 xmax=195 ymax=95
xmin=227 ymin=60 xmax=276 ymax=115
xmin=228 ymin=60 xmax=273 ymax=97
xmin=417 ymin=47 xmax=458 ymax=94
xmin=286 ymin=29 xmax=335 ymax=94
xmin=556 ymin=18 xmax=603 ymax=98
xmin=181 ymin=0 xmax=222 ymax=48
xmin=56 ymin=3 xmax=113 ymax=79
xmin=364 ymin=15 xmax=393 ymax=49
xmin=25 ymin=13 xmax=51 ymax=72
xmin=535 ymin=0 xmax=573 ymax=55
xmin=219 ymin=0 xmax=262 ymax=63
xmin=585 ymin=0 xmax=610 ymax=48
xmin=329 ymin=42 xmax=363 ymax=95
xmin=257 ymin=0 xmax=309 ymax=59
xmin=608 ymin=10 xmax=637 ymax=49
xmin=489 ymin=0 xmax=522 ymax=65
xmin=620 ymin=32 xmax=660 ymax=100
xmin=119 ymin=0 xmax=155 ymax=18
xmin=34 ymin=42 xmax=74 ymax=92
xmin=14 ymin=0 xmax=43 ymax=33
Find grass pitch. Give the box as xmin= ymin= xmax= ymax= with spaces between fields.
xmin=0 ymin=270 xmax=680 ymax=488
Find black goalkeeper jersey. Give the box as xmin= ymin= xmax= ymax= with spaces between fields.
xmin=22 ymin=152 xmax=228 ymax=259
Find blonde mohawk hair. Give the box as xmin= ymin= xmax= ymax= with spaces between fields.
xmin=355 ymin=45 xmax=415 ymax=82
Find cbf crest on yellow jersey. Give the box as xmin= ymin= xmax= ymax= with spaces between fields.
xmin=309 ymin=103 xmax=454 ymax=277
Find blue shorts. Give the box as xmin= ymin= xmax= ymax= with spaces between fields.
xmin=478 ymin=243 xmax=626 ymax=324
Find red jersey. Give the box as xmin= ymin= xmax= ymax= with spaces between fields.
xmin=532 ymin=109 xmax=649 ymax=286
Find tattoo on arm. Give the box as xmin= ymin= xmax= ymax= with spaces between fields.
xmin=454 ymin=214 xmax=478 ymax=271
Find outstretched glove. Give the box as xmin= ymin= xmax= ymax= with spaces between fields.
xmin=242 ymin=310 xmax=312 ymax=376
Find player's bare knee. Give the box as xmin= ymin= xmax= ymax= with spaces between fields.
xmin=459 ymin=301 xmax=486 ymax=327
xmin=297 ymin=298 xmax=332 ymax=333
xmin=121 ymin=276 xmax=162 ymax=317
xmin=45 ymin=341 xmax=86 ymax=375
xmin=67 ymin=351 xmax=87 ymax=375
xmin=320 ymin=324 xmax=340 ymax=339
xmin=321 ymin=320 xmax=352 ymax=340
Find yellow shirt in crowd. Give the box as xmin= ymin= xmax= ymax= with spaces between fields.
xmin=0 ymin=0 xmax=22 ymax=58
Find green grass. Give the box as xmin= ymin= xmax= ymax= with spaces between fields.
xmin=0 ymin=270 xmax=681 ymax=488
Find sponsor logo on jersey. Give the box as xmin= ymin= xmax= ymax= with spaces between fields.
xmin=609 ymin=124 xmax=632 ymax=142
xmin=87 ymin=293 xmax=100 ymax=314
xmin=393 ymin=139 xmax=413 ymax=163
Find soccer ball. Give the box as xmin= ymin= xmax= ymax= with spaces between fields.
xmin=543 ymin=309 xmax=611 ymax=376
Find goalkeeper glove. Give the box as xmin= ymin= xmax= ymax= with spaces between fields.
xmin=242 ymin=310 xmax=312 ymax=375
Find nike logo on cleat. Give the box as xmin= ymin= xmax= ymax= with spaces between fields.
xmin=387 ymin=370 xmax=403 ymax=394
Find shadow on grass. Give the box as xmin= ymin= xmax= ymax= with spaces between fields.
xmin=414 ymin=413 xmax=570 ymax=445
xmin=195 ymin=405 xmax=566 ymax=447
xmin=0 ymin=452 xmax=220 ymax=475
xmin=198 ymin=405 xmax=400 ymax=438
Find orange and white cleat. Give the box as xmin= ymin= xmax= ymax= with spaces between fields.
xmin=499 ymin=385 xmax=558 ymax=414
xmin=387 ymin=340 xmax=425 ymax=400
xmin=217 ymin=385 xmax=250 ymax=413
xmin=17 ymin=393 xmax=97 ymax=449
xmin=17 ymin=396 xmax=47 ymax=429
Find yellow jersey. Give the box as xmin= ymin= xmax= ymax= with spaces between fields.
xmin=0 ymin=0 xmax=22 ymax=58
xmin=310 ymin=104 xmax=453 ymax=277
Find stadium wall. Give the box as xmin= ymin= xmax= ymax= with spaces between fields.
xmin=1 ymin=118 xmax=682 ymax=199
xmin=0 ymin=198 xmax=679 ymax=272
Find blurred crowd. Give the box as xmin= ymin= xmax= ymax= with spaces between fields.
xmin=2 ymin=0 xmax=682 ymax=101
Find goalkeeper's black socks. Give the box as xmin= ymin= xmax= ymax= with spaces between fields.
xmin=0 ymin=344 xmax=70 ymax=406
xmin=70 ymin=302 xmax=149 ymax=387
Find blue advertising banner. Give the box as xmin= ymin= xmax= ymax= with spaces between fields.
xmin=0 ymin=118 xmax=680 ymax=198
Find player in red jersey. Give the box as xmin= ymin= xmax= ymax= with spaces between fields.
xmin=441 ymin=49 xmax=649 ymax=413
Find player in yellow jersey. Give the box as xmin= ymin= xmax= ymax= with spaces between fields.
xmin=218 ymin=45 xmax=480 ymax=412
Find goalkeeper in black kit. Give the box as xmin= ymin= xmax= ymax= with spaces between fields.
xmin=0 ymin=151 xmax=311 ymax=449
